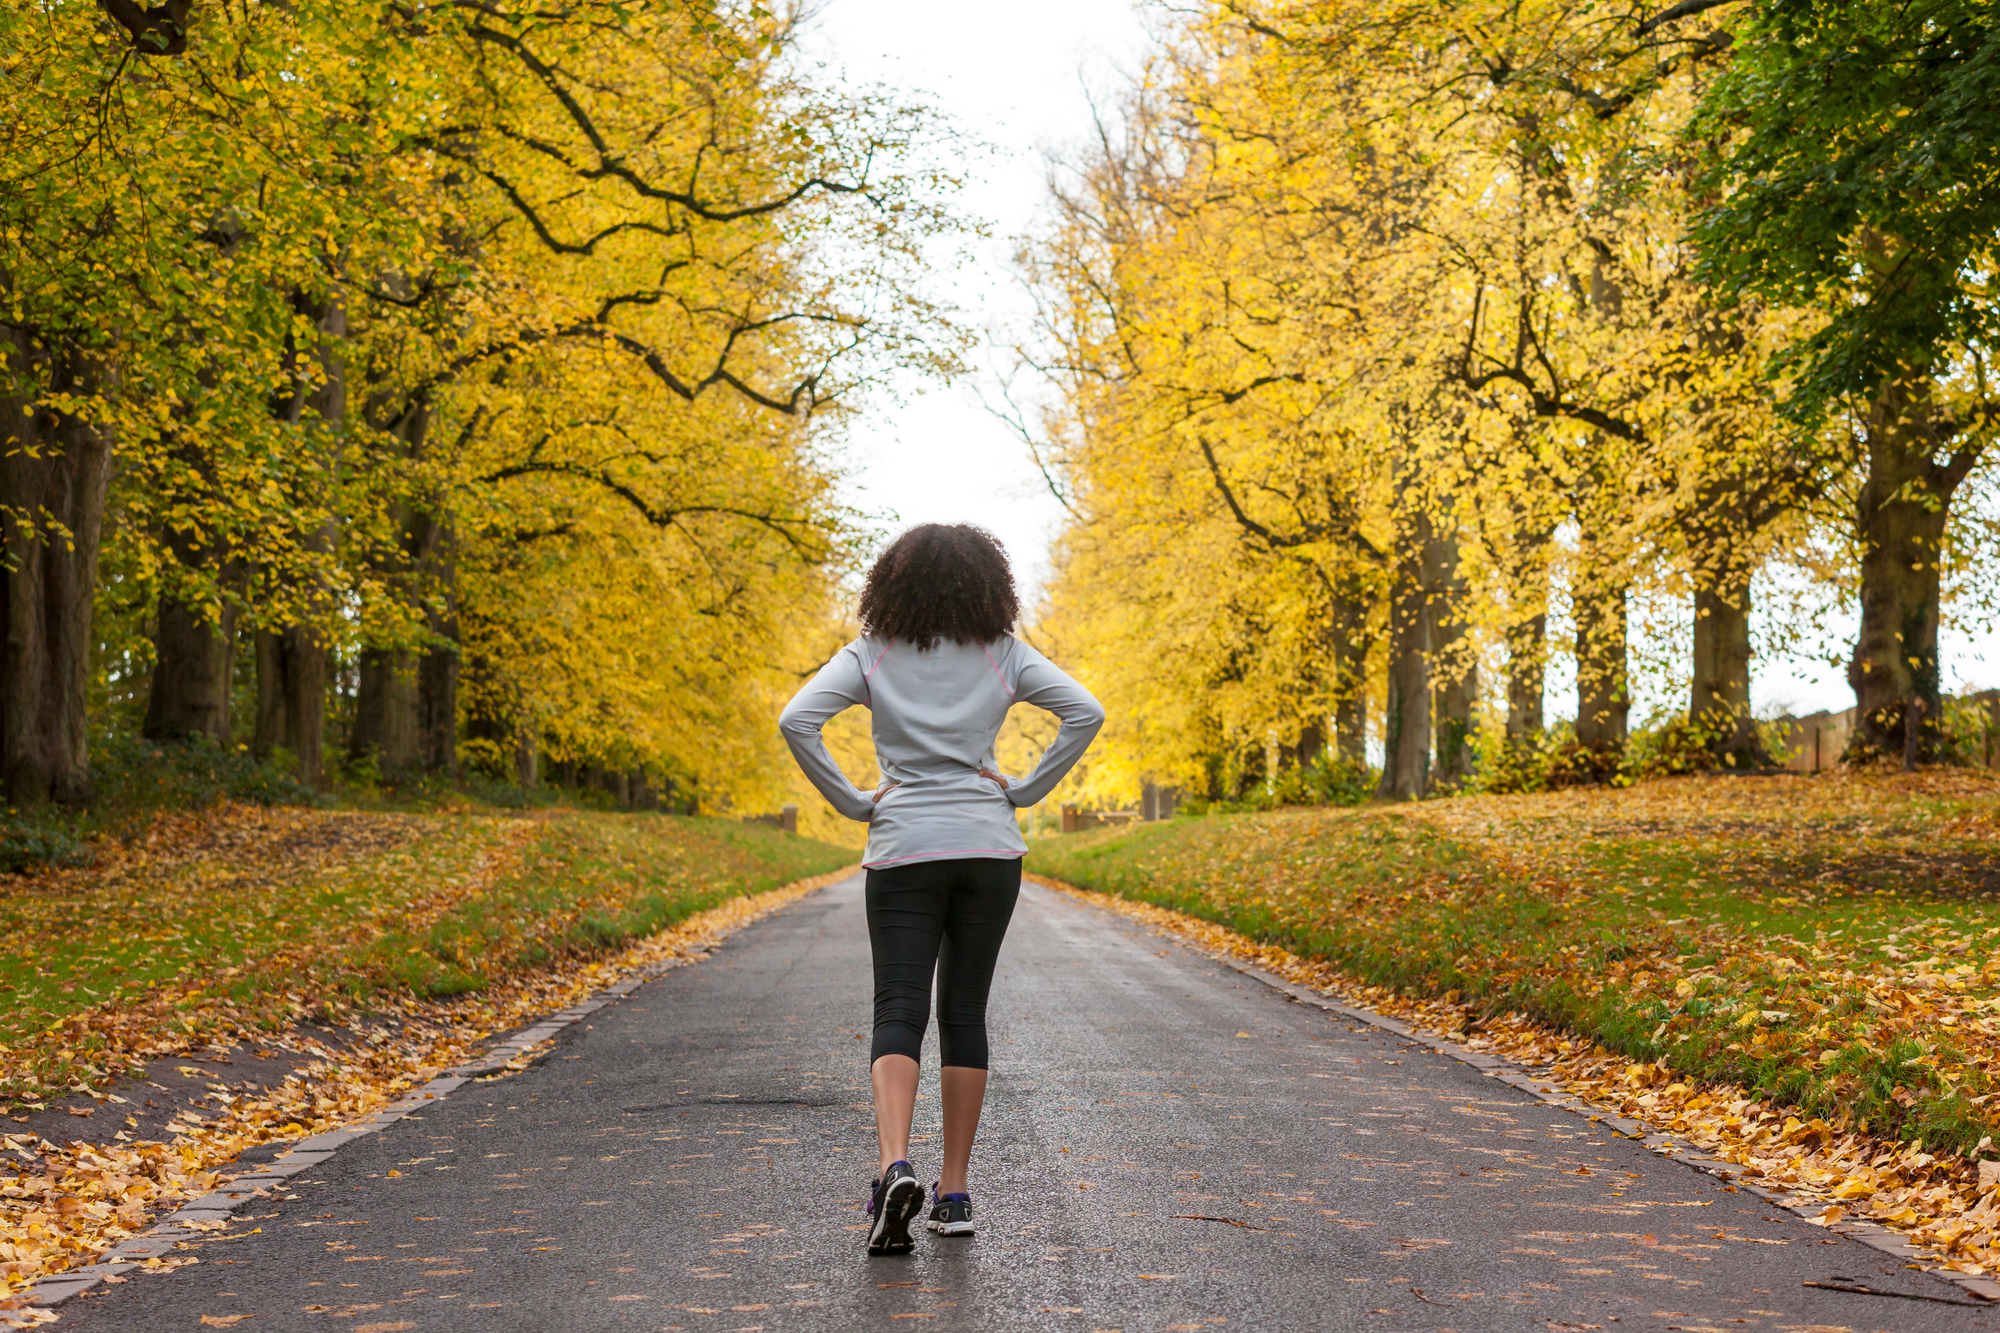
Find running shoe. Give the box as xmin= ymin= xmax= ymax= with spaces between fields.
xmin=865 ymin=1160 xmax=923 ymax=1254
xmin=927 ymin=1183 xmax=974 ymax=1237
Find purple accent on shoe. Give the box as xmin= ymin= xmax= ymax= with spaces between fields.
xmin=937 ymin=1192 xmax=970 ymax=1202
xmin=868 ymin=1164 xmax=911 ymax=1217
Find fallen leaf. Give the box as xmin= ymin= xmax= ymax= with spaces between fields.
xmin=199 ymin=1318 xmax=251 ymax=1328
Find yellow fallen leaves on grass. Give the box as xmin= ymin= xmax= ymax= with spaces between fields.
xmin=1035 ymin=872 xmax=2000 ymax=1280
xmin=0 ymin=843 xmax=852 ymax=1315
xmin=1030 ymin=769 xmax=2000 ymax=1164
xmin=0 ymin=805 xmax=535 ymax=1101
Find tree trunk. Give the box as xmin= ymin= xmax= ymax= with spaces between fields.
xmin=515 ymin=723 xmax=538 ymax=787
xmin=415 ymin=514 xmax=458 ymax=775
xmin=250 ymin=292 xmax=345 ymax=786
xmin=1433 ymin=665 xmax=1475 ymax=789
xmin=1571 ymin=498 xmax=1629 ymax=751
xmin=144 ymin=584 xmax=238 ymax=744
xmin=1573 ymin=579 xmax=1629 ymax=749
xmin=1377 ymin=506 xmax=1441 ymax=801
xmin=348 ymin=392 xmax=459 ymax=776
xmin=1328 ymin=571 xmax=1372 ymax=764
xmin=1430 ymin=528 xmax=1474 ymax=788
xmin=144 ymin=532 xmax=241 ymax=746
xmin=350 ymin=648 xmax=420 ymax=770
xmin=254 ymin=625 xmax=328 ymax=781
xmin=1499 ymin=517 xmax=1553 ymax=747
xmin=1690 ymin=571 xmax=1766 ymax=765
xmin=1846 ymin=376 xmax=1976 ymax=762
xmin=0 ymin=331 xmax=115 ymax=806
xmin=419 ymin=642 xmax=457 ymax=774
xmin=1505 ymin=611 xmax=1547 ymax=744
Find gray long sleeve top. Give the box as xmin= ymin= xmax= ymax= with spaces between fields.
xmin=778 ymin=633 xmax=1106 ymax=868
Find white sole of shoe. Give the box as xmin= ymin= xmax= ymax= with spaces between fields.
xmin=868 ymin=1177 xmax=923 ymax=1254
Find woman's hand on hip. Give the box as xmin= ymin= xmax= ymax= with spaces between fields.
xmin=871 ymin=779 xmax=901 ymax=805
xmin=977 ymin=769 xmax=1010 ymax=791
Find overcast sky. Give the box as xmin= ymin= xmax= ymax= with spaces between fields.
xmin=794 ymin=0 xmax=1149 ymax=600
xmin=795 ymin=0 xmax=1995 ymax=722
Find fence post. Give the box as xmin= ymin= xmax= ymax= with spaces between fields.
xmin=780 ymin=804 xmax=797 ymax=835
xmin=1061 ymin=803 xmax=1079 ymax=835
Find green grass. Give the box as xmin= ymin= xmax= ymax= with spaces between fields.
xmin=360 ymin=814 xmax=856 ymax=998
xmin=1026 ymin=772 xmax=2000 ymax=1153
xmin=0 ymin=809 xmax=852 ymax=1104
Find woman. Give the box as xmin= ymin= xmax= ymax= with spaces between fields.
xmin=779 ymin=523 xmax=1105 ymax=1255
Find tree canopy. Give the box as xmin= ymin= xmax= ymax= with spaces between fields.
xmin=1 ymin=0 xmax=963 ymax=818
xmin=1017 ymin=0 xmax=2000 ymax=808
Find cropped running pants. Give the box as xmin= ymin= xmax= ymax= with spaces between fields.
xmin=865 ymin=856 xmax=1022 ymax=1070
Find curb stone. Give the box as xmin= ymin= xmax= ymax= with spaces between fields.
xmin=1125 ymin=909 xmax=2000 ymax=1306
xmin=20 ymin=875 xmax=849 ymax=1312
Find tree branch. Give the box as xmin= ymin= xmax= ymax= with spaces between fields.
xmin=481 ymin=459 xmax=822 ymax=553
xmin=1198 ymin=437 xmax=1323 ymax=549
xmin=1636 ymin=0 xmax=1749 ymax=39
xmin=99 ymin=0 xmax=195 ymax=55
xmin=459 ymin=19 xmax=876 ymax=222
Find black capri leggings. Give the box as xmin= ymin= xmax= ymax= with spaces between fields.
xmin=865 ymin=856 xmax=1022 ymax=1070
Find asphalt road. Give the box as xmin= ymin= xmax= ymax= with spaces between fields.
xmin=63 ymin=874 xmax=1993 ymax=1332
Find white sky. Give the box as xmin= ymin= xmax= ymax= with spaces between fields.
xmin=795 ymin=0 xmax=1150 ymax=600
xmin=796 ymin=1 xmax=1997 ymax=726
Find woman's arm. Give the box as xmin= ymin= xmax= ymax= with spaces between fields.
xmin=1002 ymin=642 xmax=1106 ymax=808
xmin=778 ymin=644 xmax=878 ymax=821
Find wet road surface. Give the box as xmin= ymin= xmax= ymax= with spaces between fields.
xmin=63 ymin=875 xmax=1993 ymax=1332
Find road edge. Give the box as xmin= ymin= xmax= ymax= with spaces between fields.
xmin=1033 ymin=873 xmax=2000 ymax=1306
xmin=16 ymin=865 xmax=859 ymax=1316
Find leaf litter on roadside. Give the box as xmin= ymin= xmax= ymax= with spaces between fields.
xmin=0 ymin=801 xmax=852 ymax=1320
xmin=1032 ymin=780 xmax=2000 ymax=1286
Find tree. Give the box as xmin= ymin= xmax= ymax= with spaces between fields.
xmin=2 ymin=0 xmax=964 ymax=810
xmin=1692 ymin=0 xmax=2000 ymax=760
xmin=1023 ymin=0 xmax=1850 ymax=801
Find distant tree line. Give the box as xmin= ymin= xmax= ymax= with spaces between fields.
xmin=1020 ymin=0 xmax=2000 ymax=801
xmin=2 ymin=1 xmax=960 ymax=809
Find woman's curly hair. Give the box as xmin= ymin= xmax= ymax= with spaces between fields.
xmin=858 ymin=523 xmax=1019 ymax=648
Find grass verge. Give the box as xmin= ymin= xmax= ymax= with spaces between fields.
xmin=0 ymin=807 xmax=853 ymax=1308
xmin=1026 ymin=769 xmax=2000 ymax=1156
xmin=0 ymin=809 xmax=850 ymax=1107
xmin=1031 ymin=871 xmax=2000 ymax=1280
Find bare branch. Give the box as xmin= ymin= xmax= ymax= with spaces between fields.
xmin=99 ymin=0 xmax=194 ymax=55
xmin=1636 ymin=0 xmax=1749 ymax=39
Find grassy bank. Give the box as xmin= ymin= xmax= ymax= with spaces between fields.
xmin=1026 ymin=768 xmax=2000 ymax=1155
xmin=0 ymin=806 xmax=852 ymax=1298
xmin=0 ymin=807 xmax=852 ymax=1108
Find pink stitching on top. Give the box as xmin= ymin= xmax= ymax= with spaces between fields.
xmin=980 ymin=644 xmax=1014 ymax=698
xmin=864 ymin=644 xmax=889 ymax=681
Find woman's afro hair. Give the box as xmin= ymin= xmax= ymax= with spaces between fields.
xmin=858 ymin=523 xmax=1019 ymax=648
